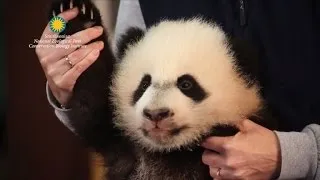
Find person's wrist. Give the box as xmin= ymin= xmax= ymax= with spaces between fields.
xmin=52 ymin=92 xmax=71 ymax=109
xmin=46 ymin=82 xmax=72 ymax=110
xmin=271 ymin=131 xmax=282 ymax=179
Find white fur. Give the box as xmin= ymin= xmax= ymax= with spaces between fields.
xmin=110 ymin=18 xmax=262 ymax=152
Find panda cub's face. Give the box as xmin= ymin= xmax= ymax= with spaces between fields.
xmin=111 ymin=19 xmax=262 ymax=152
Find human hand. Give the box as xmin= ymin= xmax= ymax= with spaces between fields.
xmin=202 ymin=119 xmax=281 ymax=180
xmin=36 ymin=7 xmax=104 ymax=106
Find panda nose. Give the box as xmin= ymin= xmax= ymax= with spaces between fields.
xmin=143 ymin=108 xmax=173 ymax=121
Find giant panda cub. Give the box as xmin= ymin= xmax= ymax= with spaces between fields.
xmin=49 ymin=0 xmax=278 ymax=179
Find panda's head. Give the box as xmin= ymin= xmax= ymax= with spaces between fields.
xmin=110 ymin=18 xmax=263 ymax=152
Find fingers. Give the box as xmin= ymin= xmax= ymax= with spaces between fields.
xmin=202 ymin=150 xmax=225 ymax=166
xmin=68 ymin=40 xmax=104 ymax=65
xmin=235 ymin=119 xmax=261 ymax=133
xmin=62 ymin=48 xmax=101 ymax=86
xmin=209 ymin=167 xmax=222 ymax=179
xmin=44 ymin=40 xmax=104 ymax=76
xmin=37 ymin=6 xmax=104 ymax=106
xmin=48 ymin=49 xmax=101 ymax=100
xmin=51 ymin=26 xmax=104 ymax=60
xmin=203 ymin=150 xmax=238 ymax=179
xmin=202 ymin=136 xmax=232 ymax=153
xmin=209 ymin=167 xmax=235 ymax=180
xmin=36 ymin=8 xmax=80 ymax=59
xmin=59 ymin=41 xmax=104 ymax=74
xmin=38 ymin=26 xmax=104 ymax=72
xmin=37 ymin=6 xmax=104 ymax=65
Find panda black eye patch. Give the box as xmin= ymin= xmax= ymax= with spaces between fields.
xmin=132 ymin=74 xmax=152 ymax=105
xmin=177 ymin=74 xmax=207 ymax=102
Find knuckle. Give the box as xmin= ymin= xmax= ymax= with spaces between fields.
xmin=222 ymin=142 xmax=232 ymax=151
xmin=68 ymin=51 xmax=78 ymax=60
xmin=35 ymin=46 xmax=42 ymax=55
xmin=87 ymin=28 xmax=102 ymax=40
xmin=39 ymin=56 xmax=49 ymax=65
xmin=87 ymin=55 xmax=96 ymax=64
xmin=225 ymin=158 xmax=235 ymax=168
xmin=46 ymin=67 xmax=55 ymax=77
xmin=79 ymin=31 xmax=91 ymax=43
xmin=75 ymin=64 xmax=85 ymax=73
xmin=233 ymin=170 xmax=244 ymax=179
xmin=84 ymin=54 xmax=98 ymax=65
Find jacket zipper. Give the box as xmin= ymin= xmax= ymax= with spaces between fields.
xmin=239 ymin=0 xmax=247 ymax=26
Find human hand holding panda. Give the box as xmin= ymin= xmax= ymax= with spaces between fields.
xmin=202 ymin=119 xmax=281 ymax=179
xmin=39 ymin=0 xmax=282 ymax=179
xmin=36 ymin=7 xmax=105 ymax=107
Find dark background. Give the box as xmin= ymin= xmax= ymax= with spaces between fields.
xmin=1 ymin=0 xmax=7 ymax=179
xmin=5 ymin=0 xmax=90 ymax=179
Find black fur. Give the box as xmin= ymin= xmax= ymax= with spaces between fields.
xmin=49 ymin=0 xmax=102 ymax=41
xmin=177 ymin=74 xmax=208 ymax=103
xmin=116 ymin=27 xmax=145 ymax=59
xmin=132 ymin=74 xmax=152 ymax=105
xmin=47 ymin=0 xmax=278 ymax=179
xmin=229 ymin=37 xmax=260 ymax=87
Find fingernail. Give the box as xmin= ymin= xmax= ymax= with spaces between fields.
xmin=99 ymin=42 xmax=104 ymax=49
xmin=93 ymin=26 xmax=103 ymax=32
xmin=69 ymin=7 xmax=78 ymax=14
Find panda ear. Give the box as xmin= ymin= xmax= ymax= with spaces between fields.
xmin=229 ymin=37 xmax=260 ymax=87
xmin=116 ymin=27 xmax=145 ymax=59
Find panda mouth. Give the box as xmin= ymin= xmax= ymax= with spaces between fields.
xmin=169 ymin=126 xmax=189 ymax=135
xmin=141 ymin=125 xmax=189 ymax=140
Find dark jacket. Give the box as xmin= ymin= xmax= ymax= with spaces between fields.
xmin=139 ymin=0 xmax=319 ymax=131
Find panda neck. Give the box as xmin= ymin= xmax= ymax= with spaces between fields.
xmin=135 ymin=147 xmax=211 ymax=180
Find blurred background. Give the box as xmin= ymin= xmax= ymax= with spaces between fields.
xmin=1 ymin=1 xmax=7 ymax=179
xmin=4 ymin=0 xmax=146 ymax=179
xmin=5 ymin=0 xmax=90 ymax=179
xmin=4 ymin=0 xmax=110 ymax=180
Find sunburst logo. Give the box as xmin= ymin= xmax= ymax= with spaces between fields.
xmin=49 ymin=16 xmax=66 ymax=33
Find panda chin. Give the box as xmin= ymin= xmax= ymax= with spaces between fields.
xmin=138 ymin=123 xmax=239 ymax=153
xmin=175 ymin=124 xmax=240 ymax=152
xmin=142 ymin=126 xmax=188 ymax=138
